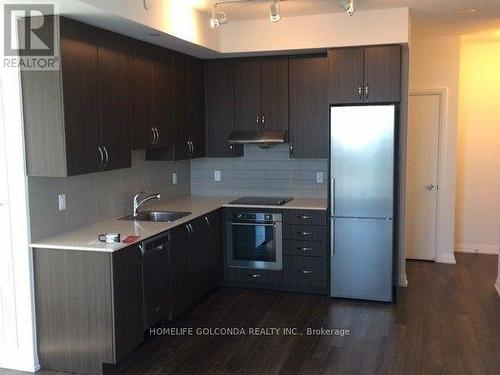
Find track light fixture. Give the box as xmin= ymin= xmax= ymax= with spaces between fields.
xmin=339 ymin=0 xmax=355 ymax=16
xmin=210 ymin=3 xmax=228 ymax=29
xmin=269 ymin=0 xmax=281 ymax=23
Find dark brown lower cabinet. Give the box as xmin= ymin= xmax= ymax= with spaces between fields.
xmin=169 ymin=224 xmax=191 ymax=319
xmin=284 ymin=256 xmax=327 ymax=293
xmin=33 ymin=246 xmax=144 ymax=375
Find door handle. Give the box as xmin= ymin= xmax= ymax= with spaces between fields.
xmin=151 ymin=127 xmax=157 ymax=145
xmin=102 ymin=146 xmax=109 ymax=167
xmin=155 ymin=128 xmax=160 ymax=145
xmin=425 ymin=184 xmax=436 ymax=191
xmin=330 ymin=219 xmax=335 ymax=256
xmin=97 ymin=146 xmax=104 ymax=168
xmin=330 ymin=178 xmax=335 ymax=215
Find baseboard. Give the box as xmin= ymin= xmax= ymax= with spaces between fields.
xmin=435 ymin=252 xmax=456 ymax=264
xmin=454 ymin=243 xmax=499 ymax=255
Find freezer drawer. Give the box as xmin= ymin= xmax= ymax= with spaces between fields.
xmin=330 ymin=217 xmax=393 ymax=302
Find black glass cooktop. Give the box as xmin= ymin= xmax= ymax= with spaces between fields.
xmin=228 ymin=197 xmax=293 ymax=206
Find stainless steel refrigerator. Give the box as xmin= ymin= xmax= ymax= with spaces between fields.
xmin=330 ymin=104 xmax=396 ymax=302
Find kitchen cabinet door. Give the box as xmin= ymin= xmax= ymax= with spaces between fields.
xmin=207 ymin=210 xmax=223 ymax=288
xmin=60 ymin=18 xmax=101 ymax=176
xmin=289 ymin=55 xmax=328 ymax=159
xmin=96 ymin=29 xmax=132 ymax=171
xmin=188 ymin=218 xmax=207 ymax=303
xmin=363 ymin=45 xmax=401 ymax=103
xmin=328 ymin=47 xmax=364 ymax=104
xmin=170 ymin=225 xmax=191 ymax=319
xmin=234 ymin=58 xmax=261 ymax=131
xmin=152 ymin=48 xmax=174 ymax=150
xmin=204 ymin=59 xmax=243 ymax=158
xmin=129 ymin=41 xmax=155 ymax=150
xmin=260 ymin=56 xmax=288 ymax=131
xmin=172 ymin=53 xmax=190 ymax=160
xmin=188 ymin=57 xmax=206 ymax=159
xmin=112 ymin=246 xmax=144 ymax=362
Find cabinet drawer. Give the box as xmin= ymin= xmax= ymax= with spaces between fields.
xmin=283 ymin=240 xmax=327 ymax=257
xmin=284 ymin=256 xmax=327 ymax=290
xmin=284 ymin=210 xmax=327 ymax=226
xmin=224 ymin=267 xmax=282 ymax=285
xmin=283 ymin=225 xmax=327 ymax=242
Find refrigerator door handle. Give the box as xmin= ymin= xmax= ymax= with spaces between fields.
xmin=330 ymin=178 xmax=335 ymax=215
xmin=330 ymin=218 xmax=335 ymax=257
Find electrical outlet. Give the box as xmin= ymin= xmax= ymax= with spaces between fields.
xmin=58 ymin=194 xmax=66 ymax=211
xmin=172 ymin=172 xmax=177 ymax=185
xmin=214 ymin=170 xmax=221 ymax=182
xmin=316 ymin=172 xmax=324 ymax=183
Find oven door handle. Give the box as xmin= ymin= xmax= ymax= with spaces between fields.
xmin=230 ymin=222 xmax=276 ymax=227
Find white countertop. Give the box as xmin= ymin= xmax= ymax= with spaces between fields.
xmin=30 ymin=196 xmax=327 ymax=253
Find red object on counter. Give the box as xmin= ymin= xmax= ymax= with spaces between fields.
xmin=122 ymin=235 xmax=140 ymax=244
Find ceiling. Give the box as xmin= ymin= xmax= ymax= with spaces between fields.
xmin=194 ymin=0 xmax=500 ymax=34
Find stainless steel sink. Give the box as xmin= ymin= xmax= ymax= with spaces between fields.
xmin=120 ymin=211 xmax=192 ymax=222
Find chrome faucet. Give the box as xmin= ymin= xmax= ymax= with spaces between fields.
xmin=133 ymin=191 xmax=161 ymax=217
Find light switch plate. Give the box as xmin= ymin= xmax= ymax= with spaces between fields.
xmin=58 ymin=194 xmax=66 ymax=211
xmin=214 ymin=170 xmax=221 ymax=182
xmin=316 ymin=172 xmax=324 ymax=183
xmin=172 ymin=172 xmax=177 ymax=185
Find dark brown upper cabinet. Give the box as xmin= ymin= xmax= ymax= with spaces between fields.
xmin=187 ymin=57 xmax=206 ymax=159
xmin=204 ymin=59 xmax=243 ymax=158
xmin=172 ymin=53 xmax=190 ymax=161
xmin=96 ymin=29 xmax=132 ymax=171
xmin=129 ymin=41 xmax=155 ymax=149
xmin=288 ymin=55 xmax=329 ymax=159
xmin=363 ymin=46 xmax=401 ymax=103
xmin=233 ymin=56 xmax=288 ymax=132
xmin=129 ymin=42 xmax=173 ymax=151
xmin=22 ymin=16 xmax=132 ymax=176
xmin=328 ymin=45 xmax=401 ymax=104
xmin=260 ymin=56 xmax=289 ymax=131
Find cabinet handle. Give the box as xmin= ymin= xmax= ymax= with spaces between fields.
xmin=155 ymin=128 xmax=160 ymax=145
xmin=299 ymin=270 xmax=313 ymax=275
xmin=190 ymin=141 xmax=195 ymax=154
xmin=154 ymin=306 xmax=161 ymax=313
xmin=151 ymin=127 xmax=157 ymax=145
xmin=204 ymin=216 xmax=210 ymax=229
xmin=186 ymin=141 xmax=191 ymax=154
xmin=261 ymin=114 xmax=265 ymax=126
xmin=289 ymin=141 xmax=294 ymax=156
xmin=103 ymin=146 xmax=109 ymax=167
xmin=248 ymin=273 xmax=262 ymax=278
xmin=299 ymin=247 xmax=313 ymax=252
xmin=188 ymin=223 xmax=194 ymax=234
xmin=364 ymin=84 xmax=369 ymax=99
xmin=139 ymin=243 xmax=145 ymax=256
xmin=298 ymin=232 xmax=312 ymax=236
xmin=256 ymin=115 xmax=260 ymax=125
xmin=358 ymin=85 xmax=363 ymax=100
xmin=97 ymin=146 xmax=104 ymax=168
xmin=185 ymin=224 xmax=191 ymax=235
xmin=298 ymin=215 xmax=312 ymax=220
xmin=229 ymin=144 xmax=233 ymax=152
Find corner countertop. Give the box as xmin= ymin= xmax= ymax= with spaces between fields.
xmin=30 ymin=196 xmax=327 ymax=253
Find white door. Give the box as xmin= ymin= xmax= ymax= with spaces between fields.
xmin=0 ymin=82 xmax=17 ymax=349
xmin=405 ymin=94 xmax=440 ymax=260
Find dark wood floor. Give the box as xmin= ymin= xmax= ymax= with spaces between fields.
xmin=4 ymin=253 xmax=500 ymax=375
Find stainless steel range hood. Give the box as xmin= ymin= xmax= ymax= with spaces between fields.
xmin=227 ymin=130 xmax=288 ymax=145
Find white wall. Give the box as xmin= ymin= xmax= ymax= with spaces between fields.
xmin=409 ymin=31 xmax=461 ymax=264
xmin=221 ymin=8 xmax=409 ymax=53
xmin=455 ymin=40 xmax=500 ymax=255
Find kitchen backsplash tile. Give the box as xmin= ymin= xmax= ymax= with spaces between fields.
xmin=28 ymin=150 xmax=190 ymax=242
xmin=191 ymin=144 xmax=328 ymax=198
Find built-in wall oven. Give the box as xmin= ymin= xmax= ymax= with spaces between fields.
xmin=226 ymin=212 xmax=283 ymax=271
